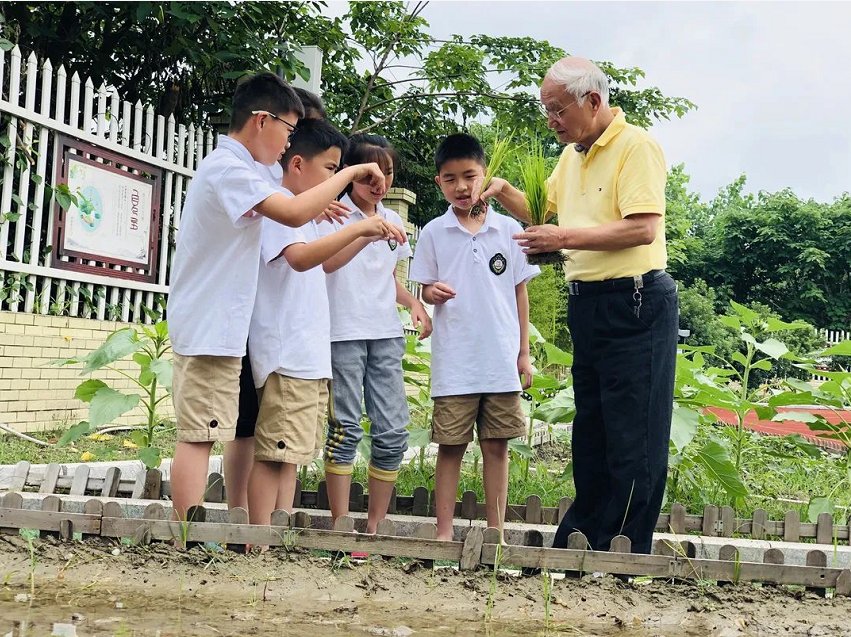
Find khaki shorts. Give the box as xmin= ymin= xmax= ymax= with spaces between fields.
xmin=255 ymin=373 xmax=329 ymax=464
xmin=172 ymin=354 xmax=242 ymax=443
xmin=431 ymin=392 xmax=526 ymax=445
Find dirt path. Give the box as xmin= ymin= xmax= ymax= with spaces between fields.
xmin=1 ymin=534 xmax=849 ymax=636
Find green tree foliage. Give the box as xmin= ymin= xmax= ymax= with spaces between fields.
xmin=662 ymin=160 xmax=849 ymax=330
xmin=527 ymin=266 xmax=570 ymax=351
xmin=1 ymin=2 xmax=695 ymax=225
xmin=676 ymin=279 xmax=738 ymax=362
xmin=664 ymin=164 xmax=707 ymax=273
xmin=0 ymin=1 xmax=338 ymax=121
xmin=322 ymin=3 xmax=693 ymax=223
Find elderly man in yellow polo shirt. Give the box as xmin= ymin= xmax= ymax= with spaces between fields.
xmin=480 ymin=56 xmax=679 ymax=555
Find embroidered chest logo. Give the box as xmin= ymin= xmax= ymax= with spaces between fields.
xmin=388 ymin=239 xmax=398 ymax=251
xmin=489 ymin=252 xmax=507 ymax=276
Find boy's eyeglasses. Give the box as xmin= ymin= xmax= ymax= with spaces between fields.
xmin=251 ymin=109 xmax=297 ymax=133
xmin=538 ymin=91 xmax=591 ymax=119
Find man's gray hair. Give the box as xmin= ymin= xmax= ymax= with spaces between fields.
xmin=546 ymin=59 xmax=609 ymax=107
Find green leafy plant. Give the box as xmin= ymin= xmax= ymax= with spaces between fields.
xmin=19 ymin=528 xmax=38 ymax=602
xmin=771 ymin=338 xmax=851 ymax=521
xmin=52 ymin=321 xmax=173 ymax=468
xmin=518 ymin=139 xmax=565 ymax=267
xmin=470 ymin=130 xmax=513 ymax=218
xmin=669 ymin=301 xmax=827 ymax=507
xmin=402 ymin=328 xmax=435 ymax=473
xmin=518 ymin=324 xmax=574 ymax=480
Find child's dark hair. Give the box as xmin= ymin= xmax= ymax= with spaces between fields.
xmin=434 ymin=133 xmax=486 ymax=173
xmin=293 ymin=87 xmax=327 ymax=120
xmin=280 ymin=118 xmax=348 ymax=172
xmin=343 ymin=134 xmax=398 ymax=194
xmin=229 ymin=72 xmax=305 ymax=132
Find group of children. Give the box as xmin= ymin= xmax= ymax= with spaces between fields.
xmin=167 ymin=72 xmax=539 ymax=543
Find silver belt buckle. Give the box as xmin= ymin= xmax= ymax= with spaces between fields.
xmin=568 ymin=281 xmax=580 ymax=295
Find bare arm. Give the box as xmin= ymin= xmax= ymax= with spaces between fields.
xmin=514 ymin=213 xmax=660 ymax=254
xmin=282 ymin=217 xmax=395 ymax=272
xmin=322 ymin=235 xmax=373 ymax=273
xmin=396 ymin=279 xmax=433 ymax=339
xmin=256 ymin=164 xmax=384 ymax=228
xmin=515 ymin=281 xmax=533 ymax=389
xmin=395 ymin=278 xmax=418 ymax=309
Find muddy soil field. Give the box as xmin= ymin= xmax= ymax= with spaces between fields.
xmin=1 ymin=534 xmax=849 ymax=636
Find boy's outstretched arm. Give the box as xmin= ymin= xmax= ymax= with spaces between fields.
xmin=256 ymin=163 xmax=386 ymax=228
xmin=475 ymin=177 xmax=532 ymax=224
xmin=515 ymin=281 xmax=533 ymax=389
xmin=396 ymin=279 xmax=432 ymax=339
xmin=322 ymin=219 xmax=408 ymax=273
xmin=322 ymin=235 xmax=372 ymax=273
xmin=283 ymin=216 xmax=404 ymax=272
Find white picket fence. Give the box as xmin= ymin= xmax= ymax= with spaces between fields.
xmin=822 ymin=329 xmax=849 ymax=348
xmin=0 ymin=45 xmax=214 ymax=323
xmin=813 ymin=328 xmax=850 ymax=381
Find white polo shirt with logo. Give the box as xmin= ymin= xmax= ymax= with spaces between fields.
xmin=249 ymin=192 xmax=332 ymax=387
xmin=409 ymin=206 xmax=539 ymax=397
xmin=321 ymin=194 xmax=412 ymax=342
xmin=167 ymin=135 xmax=285 ymax=357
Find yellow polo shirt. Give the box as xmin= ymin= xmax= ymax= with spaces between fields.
xmin=546 ymin=108 xmax=667 ymax=282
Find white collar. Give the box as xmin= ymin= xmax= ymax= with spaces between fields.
xmin=440 ymin=204 xmax=496 ymax=234
xmin=342 ymin=193 xmax=388 ymax=220
xmin=216 ymin=135 xmax=257 ymax=167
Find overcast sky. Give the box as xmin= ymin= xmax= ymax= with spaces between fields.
xmin=323 ymin=1 xmax=851 ymax=204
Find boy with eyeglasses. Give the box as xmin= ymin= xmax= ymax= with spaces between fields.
xmin=167 ymin=73 xmax=386 ymax=522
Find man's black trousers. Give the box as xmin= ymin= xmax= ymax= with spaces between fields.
xmin=553 ymin=271 xmax=679 ymax=554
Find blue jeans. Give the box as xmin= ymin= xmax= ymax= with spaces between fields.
xmin=324 ymin=337 xmax=409 ymax=472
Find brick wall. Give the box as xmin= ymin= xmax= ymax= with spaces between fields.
xmin=0 ymin=311 xmax=174 ymax=433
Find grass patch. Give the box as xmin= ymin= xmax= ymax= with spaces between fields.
xmin=0 ymin=428 xmax=224 ymax=465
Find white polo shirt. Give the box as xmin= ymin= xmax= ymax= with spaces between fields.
xmin=409 ymin=207 xmax=539 ymax=397
xmin=321 ymin=194 xmax=412 ymax=342
xmin=167 ymin=136 xmax=284 ymax=357
xmin=249 ymin=200 xmax=332 ymax=386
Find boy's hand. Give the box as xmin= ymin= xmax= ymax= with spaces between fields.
xmin=425 ymin=282 xmax=456 ymax=305
xmin=358 ymin=216 xmax=407 ymax=245
xmin=350 ymin=162 xmax=387 ymax=194
xmin=410 ymin=300 xmax=433 ymax=340
xmin=518 ymin=352 xmax=533 ymax=389
xmin=317 ymin=200 xmax=351 ymax=224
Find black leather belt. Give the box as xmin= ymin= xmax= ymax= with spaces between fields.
xmin=567 ymin=270 xmax=666 ymax=296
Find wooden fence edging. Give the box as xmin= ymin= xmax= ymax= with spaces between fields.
xmin=480 ymin=543 xmax=851 ymax=591
xmin=0 ymin=490 xmax=850 ymax=594
xmin=5 ymin=467 xmax=851 ymax=544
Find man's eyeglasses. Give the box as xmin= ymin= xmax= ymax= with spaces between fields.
xmin=538 ymin=91 xmax=591 ymax=119
xmin=251 ymin=109 xmax=297 ymax=133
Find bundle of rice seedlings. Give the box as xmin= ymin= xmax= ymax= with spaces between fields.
xmin=469 ymin=131 xmax=513 ymax=218
xmin=519 ymin=139 xmax=568 ymax=266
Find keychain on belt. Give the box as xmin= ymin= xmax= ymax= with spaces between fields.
xmin=632 ymin=275 xmax=643 ymax=318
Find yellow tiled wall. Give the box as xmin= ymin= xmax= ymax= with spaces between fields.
xmin=0 ymin=312 xmax=173 ymax=433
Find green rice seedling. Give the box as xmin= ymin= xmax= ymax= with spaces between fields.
xmin=20 ymin=528 xmax=38 ymax=602
xmin=519 ymin=139 xmax=567 ymax=266
xmin=541 ymin=568 xmax=553 ymax=633
xmin=470 ymin=131 xmax=513 ymax=218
